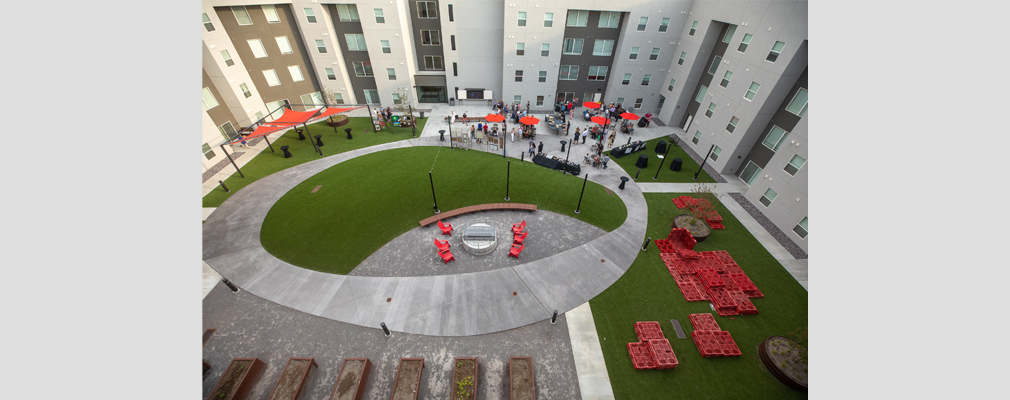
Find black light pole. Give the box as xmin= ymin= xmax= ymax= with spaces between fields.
xmin=219 ymin=144 xmax=244 ymax=178
xmin=564 ymin=139 xmax=572 ymax=165
xmin=653 ymin=142 xmax=672 ymax=180
xmin=409 ymin=105 xmax=415 ymax=137
xmin=429 ymin=171 xmax=440 ymax=214
xmin=448 ymin=116 xmax=453 ymax=149
xmin=505 ymin=161 xmax=511 ymax=201
xmin=694 ymin=144 xmax=715 ymax=181
xmin=575 ymin=173 xmax=588 ymax=214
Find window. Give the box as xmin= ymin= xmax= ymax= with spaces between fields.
xmin=288 ymin=65 xmax=304 ymax=82
xmin=253 ymin=111 xmax=263 ymax=122
xmin=562 ymin=38 xmax=584 ymax=55
xmin=262 ymin=5 xmax=280 ymax=23
xmin=518 ymin=11 xmax=527 ymax=26
xmin=708 ymin=56 xmax=722 ymax=74
xmin=629 ymin=47 xmax=639 ymax=60
xmin=417 ymin=1 xmax=437 ymax=18
xmin=739 ymin=161 xmax=761 ymax=185
xmin=345 ymin=34 xmax=367 ymax=51
xmin=637 ymin=17 xmax=648 ymax=31
xmin=767 ymin=41 xmax=785 ymax=62
xmin=239 ymin=83 xmax=251 ymax=98
xmin=588 ymin=66 xmax=608 ymax=81
xmin=334 ymin=4 xmax=359 ymax=21
xmin=218 ymin=122 xmax=237 ymax=140
xmin=745 ymin=82 xmax=760 ymax=101
xmin=762 ymin=126 xmax=789 ymax=151
xmin=641 ymin=74 xmax=651 ymax=85
xmin=616 ymin=97 xmax=625 ymax=106
xmin=232 ymin=6 xmax=252 ymax=25
xmin=515 ymin=70 xmax=523 ymax=82
xmin=659 ymin=18 xmax=670 ymax=32
xmin=726 ymin=116 xmax=739 ymax=133
xmin=275 ymin=37 xmax=292 ymax=54
xmin=513 ymin=95 xmax=521 ymax=105
xmin=300 ymin=92 xmax=323 ymax=109
xmin=695 ymin=85 xmax=708 ymax=102
xmin=423 ymin=55 xmax=443 ymax=70
xmin=592 ymin=39 xmax=614 ymax=56
xmin=203 ymin=143 xmax=216 ymax=160
xmin=738 ymin=33 xmax=752 ymax=52
xmin=421 ymin=30 xmax=441 ymax=46
xmin=516 ymin=42 xmax=525 ymax=56
xmin=622 ymin=73 xmax=631 ymax=85
xmin=313 ymin=39 xmax=326 ymax=54
xmin=668 ymin=78 xmax=676 ymax=91
xmin=657 ymin=95 xmax=666 ymax=109
xmin=202 ymin=87 xmax=219 ymax=110
xmin=541 ymin=43 xmax=550 ymax=57
xmin=392 ymin=92 xmax=401 ymax=104
xmin=692 ymin=131 xmax=702 ymax=145
xmin=265 ymin=100 xmax=290 ymax=120
xmin=380 ymin=40 xmax=391 ymax=53
xmin=536 ymin=96 xmax=545 ymax=107
xmin=705 ymin=102 xmax=716 ymax=118
xmin=248 ymin=39 xmax=267 ymax=58
xmin=203 ymin=13 xmax=215 ymax=32
xmin=263 ymin=69 xmax=281 ymax=86
xmin=678 ymin=51 xmax=686 ymax=65
xmin=544 ymin=12 xmax=554 ymax=27
xmin=786 ymin=88 xmax=808 ymax=116
xmin=710 ymin=146 xmax=722 ymax=161
xmin=453 ymin=62 xmax=458 ymax=76
xmin=599 ymin=12 xmax=620 ymax=28
xmin=689 ymin=21 xmax=698 ymax=36
xmin=538 ymin=71 xmax=547 ymax=82
xmin=793 ymin=217 xmax=808 ymax=239
xmin=364 ymin=89 xmax=380 ymax=104
xmin=567 ymin=10 xmax=588 ymax=27
xmin=352 ymin=61 xmax=373 ymax=76
xmin=303 ymin=7 xmax=316 ymax=23
xmin=559 ymin=65 xmax=579 ymax=80
xmin=325 ymin=68 xmax=336 ymax=80
xmin=721 ymin=71 xmax=733 ymax=88
xmin=387 ymin=68 xmax=396 ymax=80
xmin=451 ymin=35 xmax=455 ymax=50
xmin=220 ymin=50 xmax=234 ymax=66
xmin=333 ymin=93 xmax=344 ymax=104
xmin=373 ymin=8 xmax=384 ymax=23
xmin=448 ymin=4 xmax=453 ymax=21
xmin=634 ymin=98 xmax=644 ymax=108
xmin=649 ymin=48 xmax=661 ymax=61
xmin=760 ymin=188 xmax=778 ymax=207
xmin=784 ymin=154 xmax=806 ymax=176
xmin=722 ymin=24 xmax=737 ymax=43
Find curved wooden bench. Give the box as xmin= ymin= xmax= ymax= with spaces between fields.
xmin=419 ymin=203 xmax=537 ymax=227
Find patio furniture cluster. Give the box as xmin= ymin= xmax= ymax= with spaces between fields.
xmin=508 ymin=220 xmax=527 ymax=258
xmin=689 ymin=313 xmax=742 ymax=358
xmin=626 ymin=321 xmax=679 ymax=370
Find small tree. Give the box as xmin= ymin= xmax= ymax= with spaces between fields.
xmin=391 ymin=87 xmax=415 ymax=115
xmin=689 ymin=183 xmax=722 ymax=221
xmin=321 ymin=86 xmax=342 ymax=106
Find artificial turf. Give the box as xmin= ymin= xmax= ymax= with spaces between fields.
xmin=203 ymin=116 xmax=427 ymax=208
xmin=259 ymin=147 xmax=628 ymax=275
xmin=605 ymin=137 xmax=717 ymax=183
xmin=589 ymin=192 xmax=808 ymax=399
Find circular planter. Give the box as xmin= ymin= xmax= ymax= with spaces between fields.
xmin=673 ymin=214 xmax=710 ymax=242
xmin=327 ymin=115 xmax=349 ymax=127
xmin=758 ymin=336 xmax=807 ymax=392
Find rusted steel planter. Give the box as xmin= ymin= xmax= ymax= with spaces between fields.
xmin=390 ymin=358 xmax=425 ymax=400
xmin=267 ymin=357 xmax=318 ymax=400
xmin=509 ymin=357 xmax=536 ymax=400
xmin=759 ymin=336 xmax=808 ymax=392
xmin=206 ymin=358 xmax=266 ymax=400
xmin=451 ymin=357 xmax=478 ymax=400
xmin=330 ymin=358 xmax=372 ymax=400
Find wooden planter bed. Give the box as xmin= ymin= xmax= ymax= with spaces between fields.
xmin=390 ymin=358 xmax=425 ymax=400
xmin=330 ymin=358 xmax=372 ymax=400
xmin=509 ymin=357 xmax=536 ymax=400
xmin=205 ymin=358 xmax=267 ymax=400
xmin=267 ymin=357 xmax=318 ymax=400
xmin=451 ymin=357 xmax=478 ymax=400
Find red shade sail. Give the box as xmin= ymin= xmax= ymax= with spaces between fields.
xmin=227 ymin=124 xmax=287 ymax=144
xmin=583 ymin=101 xmax=602 ymax=109
xmin=519 ymin=116 xmax=540 ymax=125
xmin=263 ymin=108 xmax=321 ymax=126
xmin=485 ymin=114 xmax=506 ymax=123
xmin=620 ymin=112 xmax=640 ymax=120
xmin=590 ymin=116 xmax=610 ymax=125
xmin=315 ymin=106 xmax=361 ymax=120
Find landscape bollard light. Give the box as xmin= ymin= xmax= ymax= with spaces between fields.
xmin=381 ymin=322 xmax=391 ymax=337
xmin=551 ymin=310 xmax=559 ymax=324
xmin=642 ymin=237 xmax=652 ymax=251
xmin=222 ymin=279 xmax=239 ymax=293
xmin=218 ymin=180 xmax=229 ymax=193
xmin=635 ymin=168 xmax=642 ymax=180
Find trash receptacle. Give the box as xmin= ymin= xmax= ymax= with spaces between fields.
xmin=655 ymin=140 xmax=667 ymax=154
xmin=450 ymin=98 xmax=455 ymax=106
xmin=670 ymin=157 xmax=683 ymax=171
xmin=419 ymin=111 xmax=425 ymax=118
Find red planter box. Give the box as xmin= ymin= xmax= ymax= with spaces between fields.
xmin=330 ymin=358 xmax=372 ymax=400
xmin=509 ymin=357 xmax=536 ymax=399
xmin=267 ymin=357 xmax=318 ymax=400
xmin=452 ymin=357 xmax=478 ymax=400
xmin=390 ymin=358 xmax=425 ymax=400
xmin=206 ymin=358 xmax=267 ymax=400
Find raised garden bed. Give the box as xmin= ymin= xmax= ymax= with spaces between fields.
xmin=673 ymin=214 xmax=711 ymax=242
xmin=452 ymin=357 xmax=478 ymax=400
xmin=509 ymin=357 xmax=535 ymax=400
xmin=327 ymin=115 xmax=349 ymax=127
xmin=330 ymin=358 xmax=372 ymax=400
xmin=267 ymin=357 xmax=318 ymax=400
xmin=205 ymin=358 xmax=266 ymax=400
xmin=759 ymin=336 xmax=808 ymax=392
xmin=390 ymin=358 xmax=425 ymax=400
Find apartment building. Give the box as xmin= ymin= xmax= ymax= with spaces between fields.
xmin=201 ymin=0 xmax=808 ymax=252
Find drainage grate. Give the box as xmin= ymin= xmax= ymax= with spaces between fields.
xmin=669 ymin=320 xmax=686 ymax=339
xmin=203 ymin=329 xmax=216 ymax=346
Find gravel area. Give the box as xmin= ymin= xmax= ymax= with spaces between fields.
xmin=728 ymin=192 xmax=808 ymax=259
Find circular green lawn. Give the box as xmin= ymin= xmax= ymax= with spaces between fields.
xmin=260 ymin=147 xmax=628 ymax=274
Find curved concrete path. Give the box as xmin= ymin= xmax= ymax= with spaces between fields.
xmin=203 ymin=136 xmax=648 ymax=337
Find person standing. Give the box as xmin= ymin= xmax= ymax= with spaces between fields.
xmin=607 ymin=132 xmax=615 ymax=148
xmin=581 ymin=129 xmax=588 ymax=144
xmin=529 ymin=140 xmax=536 ymax=157
xmin=511 ymin=127 xmax=516 ymax=142
xmin=537 ymin=141 xmax=544 ymax=154
xmin=602 ymin=154 xmax=610 ymax=169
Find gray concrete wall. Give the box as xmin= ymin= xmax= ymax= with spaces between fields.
xmin=444 ymin=0 xmax=504 ymax=108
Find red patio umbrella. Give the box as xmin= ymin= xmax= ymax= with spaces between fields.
xmin=485 ymin=114 xmax=506 ymax=123
xmin=519 ymin=115 xmax=540 ymax=125
xmin=620 ymin=112 xmax=640 ymax=120
xmin=590 ymin=116 xmax=610 ymax=125
xmin=583 ymin=101 xmax=602 ymax=109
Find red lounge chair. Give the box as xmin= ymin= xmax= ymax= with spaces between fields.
xmin=508 ymin=243 xmax=524 ymax=258
xmin=438 ymin=220 xmax=453 ymax=235
xmin=440 ymin=249 xmax=455 ymax=263
xmin=434 ymin=238 xmax=450 ymax=252
xmin=513 ymin=230 xmax=528 ymax=245
xmin=512 ymin=220 xmax=526 ymax=235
